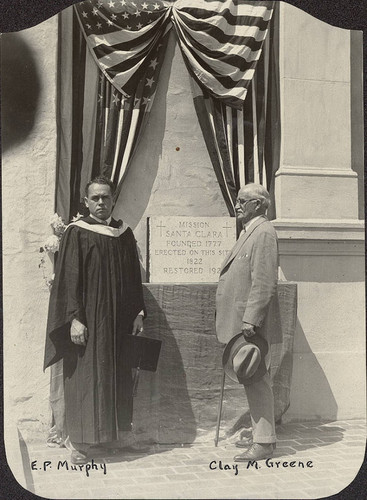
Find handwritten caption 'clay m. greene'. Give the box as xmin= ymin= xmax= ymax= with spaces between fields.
xmin=148 ymin=216 xmax=236 ymax=283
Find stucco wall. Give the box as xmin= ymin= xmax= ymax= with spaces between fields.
xmin=2 ymin=16 xmax=59 ymax=436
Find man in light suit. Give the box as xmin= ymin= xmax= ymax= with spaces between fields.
xmin=216 ymin=183 xmax=278 ymax=462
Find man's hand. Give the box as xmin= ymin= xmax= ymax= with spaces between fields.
xmin=132 ymin=315 xmax=144 ymax=336
xmin=70 ymin=318 xmax=88 ymax=346
xmin=242 ymin=322 xmax=256 ymax=339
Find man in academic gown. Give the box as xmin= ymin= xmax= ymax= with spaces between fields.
xmin=44 ymin=176 xmax=148 ymax=464
xmin=216 ymin=183 xmax=278 ymax=462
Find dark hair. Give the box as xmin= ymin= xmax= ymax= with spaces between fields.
xmin=85 ymin=176 xmax=115 ymax=197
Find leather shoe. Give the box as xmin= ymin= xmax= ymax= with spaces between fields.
xmin=235 ymin=438 xmax=252 ymax=449
xmin=234 ymin=443 xmax=275 ymax=462
xmin=71 ymin=450 xmax=88 ymax=465
xmin=235 ymin=440 xmax=276 ymax=450
xmin=110 ymin=442 xmax=151 ymax=454
xmin=122 ymin=442 xmax=151 ymax=453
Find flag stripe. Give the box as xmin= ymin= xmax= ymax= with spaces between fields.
xmin=110 ymin=98 xmax=134 ymax=182
xmin=243 ymin=80 xmax=254 ymax=182
xmin=175 ymin=25 xmax=262 ymax=83
xmin=237 ymin=108 xmax=245 ymax=186
xmin=175 ymin=22 xmax=255 ymax=94
xmin=80 ymin=48 xmax=100 ymax=197
xmin=226 ymin=105 xmax=234 ymax=179
xmin=175 ymin=11 xmax=269 ymax=46
xmin=179 ymin=28 xmax=263 ymax=69
xmin=175 ymin=0 xmax=273 ymax=21
xmin=69 ymin=13 xmax=87 ymax=217
xmin=102 ymin=88 xmax=122 ymax=178
xmin=255 ymin=33 xmax=267 ymax=185
xmin=207 ymin=99 xmax=236 ymax=214
xmin=110 ymin=106 xmax=126 ymax=181
xmin=56 ymin=7 xmax=74 ymax=222
xmin=172 ymin=0 xmax=274 ymax=106
xmin=91 ymin=74 xmax=106 ymax=179
xmin=231 ymin=107 xmax=240 ymax=188
xmin=178 ymin=8 xmax=272 ymax=31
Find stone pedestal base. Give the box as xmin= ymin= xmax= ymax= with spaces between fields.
xmin=273 ymin=219 xmax=365 ymax=422
xmin=133 ymin=283 xmax=297 ymax=444
xmin=274 ymin=167 xmax=359 ymax=220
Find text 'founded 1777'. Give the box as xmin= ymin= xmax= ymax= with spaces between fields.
xmin=147 ymin=216 xmax=237 ymax=283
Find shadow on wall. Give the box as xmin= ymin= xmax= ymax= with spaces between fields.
xmin=225 ymin=283 xmax=298 ymax=435
xmin=1 ymin=33 xmax=41 ymax=153
xmin=112 ymin=32 xmax=176 ymax=231
xmin=133 ymin=286 xmax=197 ymax=444
xmin=287 ymin=318 xmax=338 ymax=421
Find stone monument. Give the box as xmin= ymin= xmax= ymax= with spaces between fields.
xmin=147 ymin=216 xmax=237 ymax=283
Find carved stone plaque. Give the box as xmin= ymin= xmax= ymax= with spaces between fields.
xmin=148 ymin=216 xmax=236 ymax=283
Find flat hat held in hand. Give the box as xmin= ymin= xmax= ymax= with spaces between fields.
xmin=222 ymin=333 xmax=269 ymax=386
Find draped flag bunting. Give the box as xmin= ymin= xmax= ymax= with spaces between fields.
xmin=171 ymin=0 xmax=275 ymax=109
xmin=56 ymin=0 xmax=275 ymax=222
xmin=190 ymin=21 xmax=275 ymax=217
xmin=74 ymin=0 xmax=172 ymax=97
xmin=74 ymin=0 xmax=274 ymax=107
xmin=57 ymin=3 xmax=171 ymax=221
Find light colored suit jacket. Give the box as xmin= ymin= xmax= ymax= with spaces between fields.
xmin=216 ymin=215 xmax=278 ymax=344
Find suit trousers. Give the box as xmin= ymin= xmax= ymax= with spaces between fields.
xmin=244 ymin=352 xmax=276 ymax=444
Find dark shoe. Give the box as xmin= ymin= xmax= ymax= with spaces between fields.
xmin=234 ymin=443 xmax=275 ymax=462
xmin=109 ymin=441 xmax=151 ymax=454
xmin=122 ymin=442 xmax=151 ymax=453
xmin=71 ymin=450 xmax=88 ymax=465
xmin=235 ymin=438 xmax=252 ymax=449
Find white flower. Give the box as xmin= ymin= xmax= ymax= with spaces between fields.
xmin=50 ymin=213 xmax=61 ymax=224
xmin=44 ymin=235 xmax=60 ymax=254
xmin=50 ymin=213 xmax=66 ymax=236
xmin=46 ymin=275 xmax=55 ymax=290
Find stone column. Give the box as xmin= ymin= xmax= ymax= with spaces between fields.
xmin=273 ymin=3 xmax=365 ymax=421
xmin=275 ymin=3 xmax=360 ymax=221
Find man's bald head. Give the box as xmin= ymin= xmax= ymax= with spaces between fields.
xmin=237 ymin=183 xmax=270 ymax=214
xmin=235 ymin=183 xmax=270 ymax=226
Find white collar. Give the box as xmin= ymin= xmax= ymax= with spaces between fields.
xmin=239 ymin=215 xmax=263 ymax=237
xmin=68 ymin=219 xmax=129 ymax=237
xmin=90 ymin=214 xmax=112 ymax=225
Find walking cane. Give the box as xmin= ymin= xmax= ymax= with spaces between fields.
xmin=214 ymin=370 xmax=226 ymax=447
xmin=132 ymin=356 xmax=142 ymax=397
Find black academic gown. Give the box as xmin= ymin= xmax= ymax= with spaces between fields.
xmin=44 ymin=216 xmax=146 ymax=444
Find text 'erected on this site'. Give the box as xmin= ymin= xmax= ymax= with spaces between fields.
xmin=147 ymin=216 xmax=236 ymax=283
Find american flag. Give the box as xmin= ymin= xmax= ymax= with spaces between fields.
xmin=74 ymin=0 xmax=172 ymax=97
xmin=172 ymin=0 xmax=274 ymax=108
xmin=56 ymin=2 xmax=172 ymax=220
xmin=190 ymin=17 xmax=276 ymax=217
xmin=75 ymin=0 xmax=274 ymax=106
xmin=57 ymin=0 xmax=275 ymax=220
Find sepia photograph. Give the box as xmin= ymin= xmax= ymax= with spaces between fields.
xmin=1 ymin=0 xmax=365 ymax=498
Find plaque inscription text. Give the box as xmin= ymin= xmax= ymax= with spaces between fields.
xmin=148 ymin=216 xmax=236 ymax=283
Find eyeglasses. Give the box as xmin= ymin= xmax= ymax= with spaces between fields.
xmin=235 ymin=198 xmax=257 ymax=206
